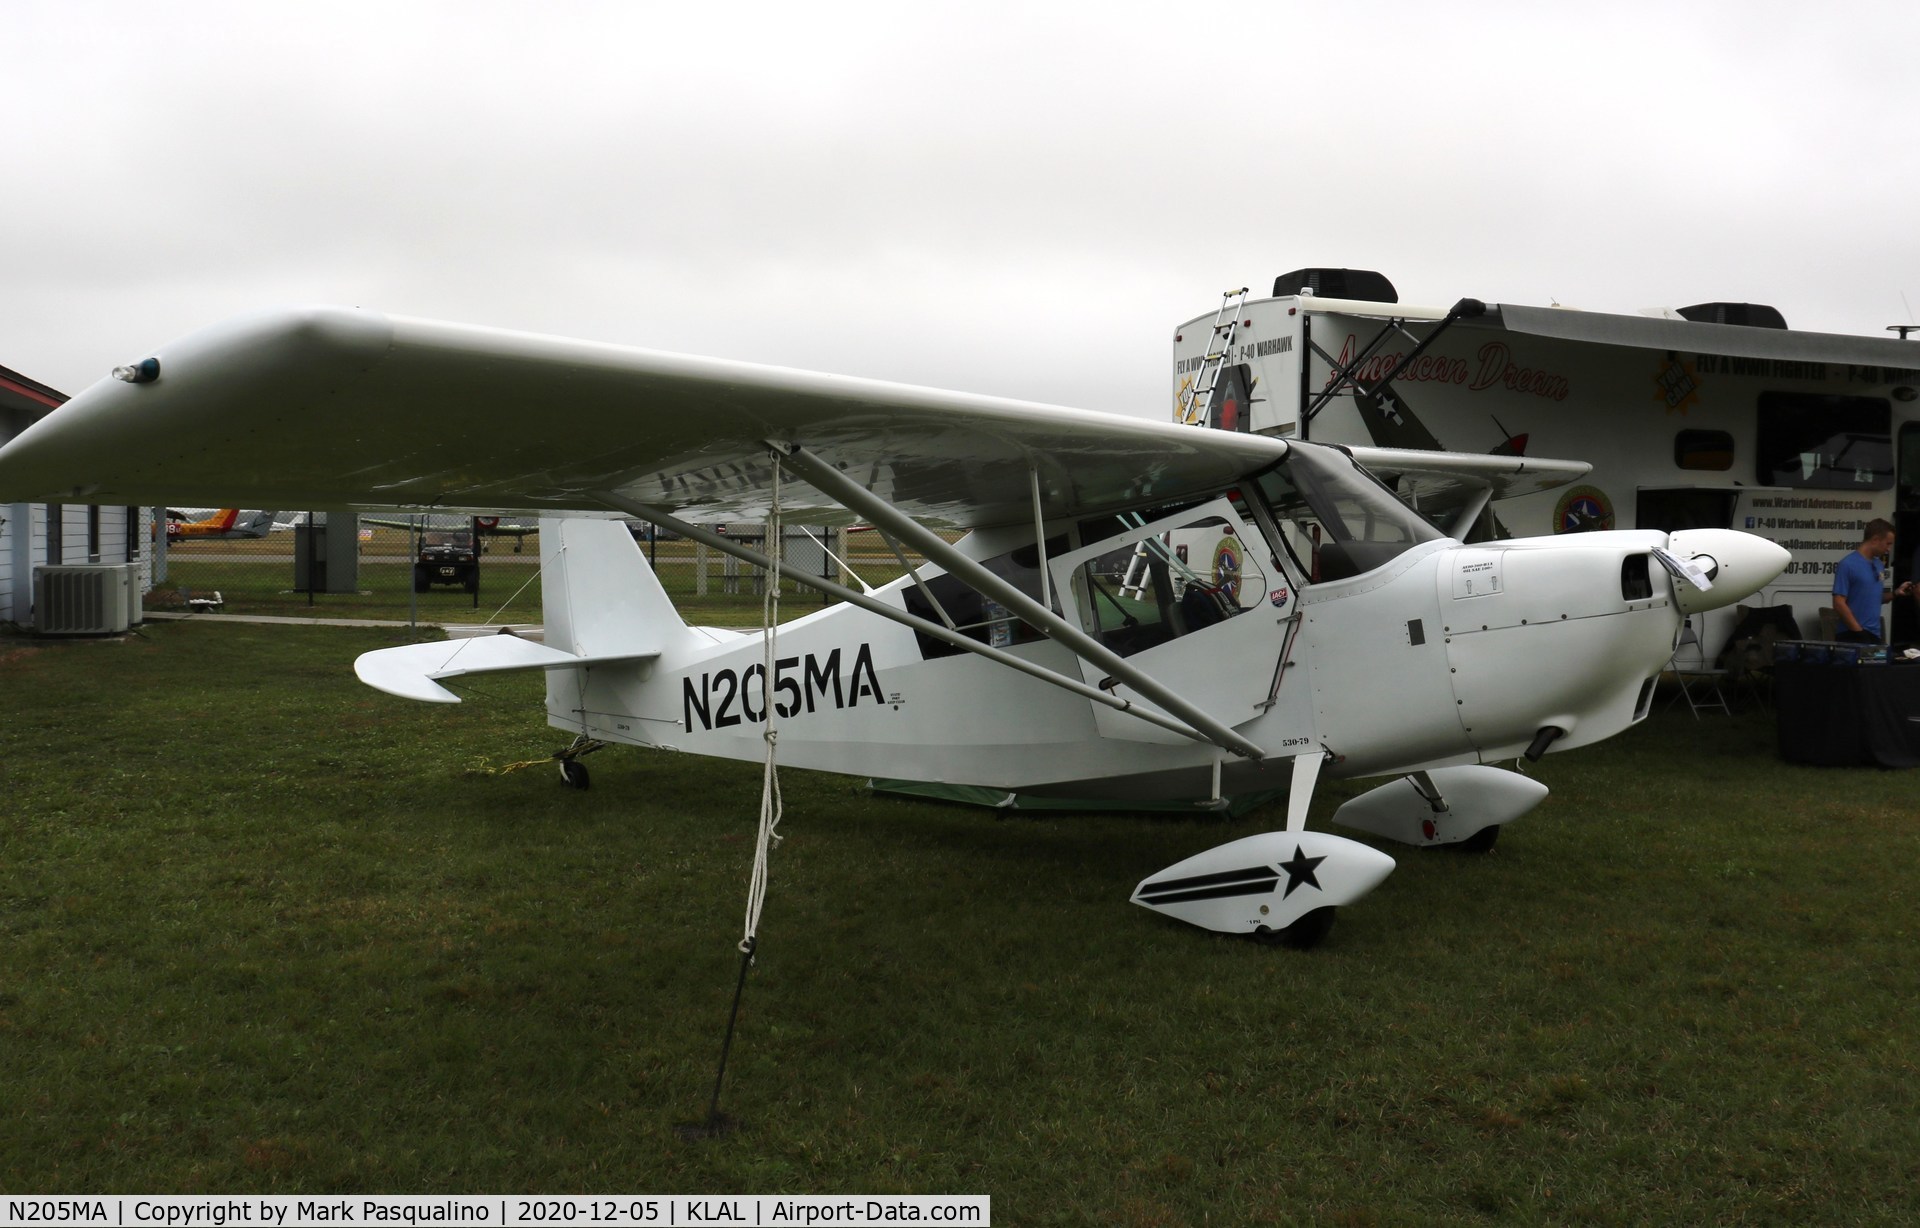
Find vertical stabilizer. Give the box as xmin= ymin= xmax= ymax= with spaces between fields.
xmin=541 ymin=517 xmax=693 ymax=658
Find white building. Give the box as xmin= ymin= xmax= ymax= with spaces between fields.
xmin=1 ymin=365 xmax=152 ymax=626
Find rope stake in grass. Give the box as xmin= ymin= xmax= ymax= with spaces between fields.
xmin=679 ymin=935 xmax=757 ymax=1141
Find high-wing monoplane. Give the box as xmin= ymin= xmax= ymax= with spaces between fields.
xmin=164 ymin=507 xmax=278 ymax=541
xmin=0 ymin=306 xmax=1790 ymax=945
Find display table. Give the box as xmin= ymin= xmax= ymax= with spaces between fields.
xmin=1773 ymin=659 xmax=1920 ymax=767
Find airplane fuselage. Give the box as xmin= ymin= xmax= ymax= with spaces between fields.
xmin=546 ymin=524 xmax=1746 ymax=802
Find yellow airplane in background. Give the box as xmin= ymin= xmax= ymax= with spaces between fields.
xmin=162 ymin=508 xmax=277 ymax=542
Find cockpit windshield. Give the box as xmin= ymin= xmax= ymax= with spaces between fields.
xmin=1252 ymin=446 xmax=1443 ymax=582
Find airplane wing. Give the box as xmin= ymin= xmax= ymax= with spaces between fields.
xmin=0 ymin=306 xmax=1296 ymax=530
xmin=1346 ymin=445 xmax=1590 ymax=525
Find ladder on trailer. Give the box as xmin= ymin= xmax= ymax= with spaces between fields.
xmin=1137 ymin=288 xmax=1250 ymax=594
xmin=1118 ymin=531 xmax=1172 ymax=601
xmin=1174 ymin=286 xmax=1250 ymax=426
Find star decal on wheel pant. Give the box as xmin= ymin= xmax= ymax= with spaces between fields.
xmin=1279 ymin=844 xmax=1328 ymax=898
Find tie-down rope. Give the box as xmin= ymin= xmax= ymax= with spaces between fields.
xmin=741 ymin=455 xmax=785 ymax=953
xmin=688 ymin=451 xmax=785 ymax=1139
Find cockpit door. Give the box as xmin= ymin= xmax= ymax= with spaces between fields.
xmin=1047 ymin=497 xmax=1304 ymax=744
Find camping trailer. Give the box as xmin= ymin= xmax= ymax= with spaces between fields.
xmin=1172 ymin=270 xmax=1920 ymax=655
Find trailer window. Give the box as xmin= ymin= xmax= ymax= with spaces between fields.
xmin=1755 ymin=393 xmax=1892 ymax=490
xmin=1637 ymin=487 xmax=1739 ymax=532
xmin=1674 ymin=429 xmax=1734 ymax=471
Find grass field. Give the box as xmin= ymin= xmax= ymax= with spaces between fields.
xmin=3 ymin=621 xmax=1918 ymax=1222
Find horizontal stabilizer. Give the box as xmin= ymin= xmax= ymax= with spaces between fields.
xmin=353 ymin=633 xmax=657 ymax=704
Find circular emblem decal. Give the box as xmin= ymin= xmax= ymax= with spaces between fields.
xmin=1553 ymin=485 xmax=1614 ymax=533
xmin=1212 ymin=536 xmax=1242 ymax=602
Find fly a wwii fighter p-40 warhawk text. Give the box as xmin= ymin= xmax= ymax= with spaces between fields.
xmin=0 ymin=305 xmax=1788 ymax=946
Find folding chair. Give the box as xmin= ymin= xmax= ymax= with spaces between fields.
xmin=1666 ymin=617 xmax=1731 ymax=717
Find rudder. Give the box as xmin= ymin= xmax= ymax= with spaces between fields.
xmin=541 ymin=517 xmax=696 ymax=658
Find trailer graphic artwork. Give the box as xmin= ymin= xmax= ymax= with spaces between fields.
xmin=1553 ymin=485 xmax=1615 ymax=533
xmin=1212 ymin=535 xmax=1243 ymax=601
xmin=1326 ymin=335 xmax=1573 ymax=402
xmin=1654 ymin=356 xmax=1703 ymax=413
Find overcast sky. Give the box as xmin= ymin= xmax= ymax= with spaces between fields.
xmin=4 ymin=1 xmax=1916 ymax=416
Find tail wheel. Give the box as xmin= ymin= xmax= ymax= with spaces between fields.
xmin=559 ymin=759 xmax=590 ymax=790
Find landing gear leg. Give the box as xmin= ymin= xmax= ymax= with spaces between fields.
xmin=1263 ymin=751 xmax=1339 ymax=949
xmin=1410 ymin=772 xmax=1499 ymax=853
xmin=1283 ymin=750 xmax=1325 ymax=834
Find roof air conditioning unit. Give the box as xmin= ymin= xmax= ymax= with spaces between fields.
xmin=1675 ymin=302 xmax=1789 ymax=329
xmin=34 ymin=563 xmax=139 ymax=635
xmin=1273 ymin=267 xmax=1399 ymax=304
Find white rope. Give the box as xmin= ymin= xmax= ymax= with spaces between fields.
xmin=741 ymin=454 xmax=784 ymax=954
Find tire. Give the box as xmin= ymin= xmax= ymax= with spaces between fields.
xmin=1452 ymin=825 xmax=1501 ymax=854
xmin=1254 ymin=906 xmax=1336 ymax=950
xmin=559 ymin=759 xmax=590 ymax=790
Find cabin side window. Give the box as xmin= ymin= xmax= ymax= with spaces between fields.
xmin=1067 ymin=515 xmax=1258 ymax=658
xmin=1754 ymin=393 xmax=1892 ymax=490
xmin=903 ymin=535 xmax=1068 ymax=660
xmin=1041 ymin=498 xmax=1274 ymax=659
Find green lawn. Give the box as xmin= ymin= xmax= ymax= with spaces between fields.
xmin=2 ymin=622 xmax=1916 ymax=1222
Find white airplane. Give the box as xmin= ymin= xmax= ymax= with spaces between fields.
xmin=0 ymin=307 xmax=1790 ymax=946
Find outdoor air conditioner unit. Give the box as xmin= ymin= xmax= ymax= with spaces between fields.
xmin=34 ymin=563 xmax=140 ymax=635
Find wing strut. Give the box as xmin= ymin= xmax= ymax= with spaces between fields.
xmin=1450 ymin=483 xmax=1494 ymax=538
xmin=770 ymin=443 xmax=1267 ymax=762
xmin=588 ymin=490 xmax=1222 ymax=748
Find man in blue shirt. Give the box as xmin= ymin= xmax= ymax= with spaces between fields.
xmin=1833 ymin=518 xmax=1911 ymax=643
